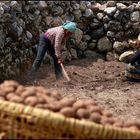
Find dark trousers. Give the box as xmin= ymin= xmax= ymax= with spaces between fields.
xmin=130 ymin=49 xmax=140 ymax=66
xmin=30 ymin=33 xmax=62 ymax=79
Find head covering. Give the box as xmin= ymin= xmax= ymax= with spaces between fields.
xmin=138 ymin=33 xmax=140 ymax=41
xmin=62 ymin=21 xmax=77 ymax=33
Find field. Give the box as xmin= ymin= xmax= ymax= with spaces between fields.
xmin=19 ymin=58 xmax=140 ymax=122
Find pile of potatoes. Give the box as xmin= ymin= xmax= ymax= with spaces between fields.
xmin=0 ymin=80 xmax=140 ymax=132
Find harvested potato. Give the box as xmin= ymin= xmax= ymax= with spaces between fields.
xmin=101 ymin=116 xmax=115 ymax=125
xmin=6 ymin=93 xmax=17 ymax=100
xmin=60 ymin=107 xmax=76 ymax=117
xmin=0 ymin=90 xmax=6 ymax=97
xmin=44 ymin=102 xmax=62 ymax=112
xmin=35 ymin=86 xmax=51 ymax=96
xmin=113 ymin=122 xmax=124 ymax=128
xmin=0 ymin=96 xmax=5 ymax=100
xmin=76 ymin=108 xmax=90 ymax=119
xmin=59 ymin=97 xmax=76 ymax=107
xmin=102 ymin=111 xmax=113 ymax=117
xmin=16 ymin=85 xmax=25 ymax=95
xmin=44 ymin=96 xmax=57 ymax=103
xmin=87 ymin=106 xmax=102 ymax=114
xmin=89 ymin=112 xmax=101 ymax=123
xmin=84 ymin=99 xmax=97 ymax=106
xmin=37 ymin=96 xmax=46 ymax=104
xmin=21 ymin=90 xmax=36 ymax=99
xmin=50 ymin=90 xmax=62 ymax=100
xmin=35 ymin=104 xmax=45 ymax=109
xmin=124 ymin=120 xmax=140 ymax=129
xmin=8 ymin=95 xmax=23 ymax=103
xmin=2 ymin=86 xmax=15 ymax=94
xmin=73 ymin=100 xmax=86 ymax=110
xmin=2 ymin=80 xmax=19 ymax=88
xmin=24 ymin=96 xmax=38 ymax=106
xmin=129 ymin=126 xmax=139 ymax=131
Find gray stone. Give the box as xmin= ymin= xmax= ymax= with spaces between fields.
xmin=97 ymin=36 xmax=113 ymax=52
xmin=119 ymin=51 xmax=134 ymax=62
xmin=104 ymin=7 xmax=117 ymax=16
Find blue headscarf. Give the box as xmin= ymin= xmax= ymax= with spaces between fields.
xmin=62 ymin=21 xmax=77 ymax=33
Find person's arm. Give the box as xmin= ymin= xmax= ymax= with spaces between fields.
xmin=54 ymin=31 xmax=64 ymax=59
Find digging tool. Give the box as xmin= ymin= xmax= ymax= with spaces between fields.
xmin=60 ymin=63 xmax=71 ymax=82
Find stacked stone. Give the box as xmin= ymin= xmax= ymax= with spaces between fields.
xmin=0 ymin=1 xmax=140 ymax=80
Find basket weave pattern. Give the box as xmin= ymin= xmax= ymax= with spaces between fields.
xmin=0 ymin=100 xmax=140 ymax=139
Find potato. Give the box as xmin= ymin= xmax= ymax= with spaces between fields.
xmin=124 ymin=120 xmax=140 ymax=129
xmin=21 ymin=90 xmax=36 ymax=99
xmin=37 ymin=96 xmax=46 ymax=104
xmin=113 ymin=122 xmax=124 ymax=128
xmin=35 ymin=86 xmax=51 ymax=96
xmin=129 ymin=126 xmax=139 ymax=131
xmin=2 ymin=86 xmax=15 ymax=94
xmin=59 ymin=97 xmax=76 ymax=107
xmin=44 ymin=96 xmax=57 ymax=103
xmin=102 ymin=111 xmax=113 ymax=117
xmin=35 ymin=104 xmax=44 ymax=109
xmin=6 ymin=93 xmax=23 ymax=103
xmin=44 ymin=102 xmax=62 ymax=112
xmin=101 ymin=116 xmax=115 ymax=125
xmin=59 ymin=107 xmax=76 ymax=118
xmin=6 ymin=93 xmax=17 ymax=100
xmin=76 ymin=108 xmax=90 ymax=119
xmin=24 ymin=96 xmax=38 ymax=106
xmin=50 ymin=90 xmax=62 ymax=100
xmin=3 ymin=80 xmax=19 ymax=88
xmin=84 ymin=99 xmax=97 ymax=106
xmin=89 ymin=112 xmax=101 ymax=123
xmin=0 ymin=96 xmax=5 ymax=101
xmin=0 ymin=90 xmax=6 ymax=97
xmin=124 ymin=120 xmax=136 ymax=128
xmin=87 ymin=106 xmax=102 ymax=114
xmin=73 ymin=100 xmax=86 ymax=110
xmin=16 ymin=85 xmax=25 ymax=95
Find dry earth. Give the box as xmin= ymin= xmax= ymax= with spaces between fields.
xmin=18 ymin=58 xmax=140 ymax=122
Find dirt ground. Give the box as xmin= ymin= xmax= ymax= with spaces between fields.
xmin=19 ymin=58 xmax=140 ymax=122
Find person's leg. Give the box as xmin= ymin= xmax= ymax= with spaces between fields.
xmin=29 ymin=34 xmax=48 ymax=74
xmin=130 ymin=50 xmax=140 ymax=65
xmin=47 ymin=45 xmax=63 ymax=79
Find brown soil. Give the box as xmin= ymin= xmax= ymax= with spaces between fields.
xmin=19 ymin=58 xmax=140 ymax=122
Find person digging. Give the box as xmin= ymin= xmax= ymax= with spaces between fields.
xmin=127 ymin=33 xmax=140 ymax=74
xmin=28 ymin=21 xmax=77 ymax=81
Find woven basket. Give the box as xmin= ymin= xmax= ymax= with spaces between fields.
xmin=0 ymin=100 xmax=140 ymax=139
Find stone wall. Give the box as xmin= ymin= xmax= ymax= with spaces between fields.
xmin=0 ymin=1 xmax=140 ymax=81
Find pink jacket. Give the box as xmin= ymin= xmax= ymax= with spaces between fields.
xmin=44 ymin=26 xmax=67 ymax=58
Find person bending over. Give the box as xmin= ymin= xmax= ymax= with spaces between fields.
xmin=128 ymin=34 xmax=140 ymax=70
xmin=29 ymin=21 xmax=77 ymax=80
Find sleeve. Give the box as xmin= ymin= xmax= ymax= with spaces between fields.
xmin=54 ymin=30 xmax=64 ymax=58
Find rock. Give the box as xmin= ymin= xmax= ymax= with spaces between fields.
xmin=106 ymin=1 xmax=116 ymax=7
xmin=113 ymin=41 xmax=129 ymax=54
xmin=97 ymin=36 xmax=113 ymax=52
xmin=88 ymin=42 xmax=96 ymax=50
xmin=130 ymin=11 xmax=140 ymax=22
xmin=72 ymin=28 xmax=83 ymax=46
xmin=116 ymin=3 xmax=128 ymax=11
xmin=91 ymin=26 xmax=105 ymax=39
xmin=104 ymin=7 xmax=117 ymax=16
xmin=78 ymin=42 xmax=87 ymax=51
xmin=106 ymin=51 xmax=119 ymax=61
xmin=119 ymin=51 xmax=134 ymax=62
xmin=83 ymin=50 xmax=104 ymax=59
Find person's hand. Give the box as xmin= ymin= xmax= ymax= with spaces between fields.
xmin=57 ymin=57 xmax=62 ymax=64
